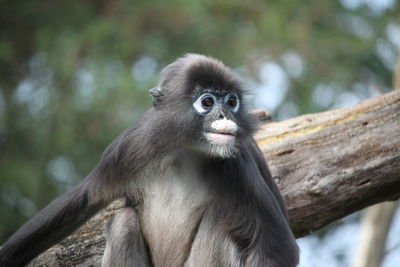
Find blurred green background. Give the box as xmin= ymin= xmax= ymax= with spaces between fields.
xmin=0 ymin=0 xmax=399 ymax=266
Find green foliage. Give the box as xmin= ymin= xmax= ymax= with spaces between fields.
xmin=0 ymin=0 xmax=398 ymax=243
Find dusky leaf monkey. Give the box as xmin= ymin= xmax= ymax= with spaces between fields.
xmin=0 ymin=54 xmax=299 ymax=267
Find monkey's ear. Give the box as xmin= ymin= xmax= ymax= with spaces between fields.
xmin=149 ymin=86 xmax=164 ymax=107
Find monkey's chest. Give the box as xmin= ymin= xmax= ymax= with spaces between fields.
xmin=138 ymin=171 xmax=211 ymax=265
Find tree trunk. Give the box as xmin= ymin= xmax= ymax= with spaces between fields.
xmin=394 ymin=57 xmax=400 ymax=90
xmin=29 ymin=90 xmax=400 ymax=266
xmin=351 ymin=201 xmax=398 ymax=267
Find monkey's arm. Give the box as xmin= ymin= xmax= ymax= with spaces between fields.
xmin=0 ymin=176 xmax=105 ymax=267
xmin=0 ymin=123 xmax=148 ymax=267
xmin=246 ymin=137 xmax=289 ymax=218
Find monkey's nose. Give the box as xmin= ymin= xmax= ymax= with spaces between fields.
xmin=218 ymin=110 xmax=227 ymax=119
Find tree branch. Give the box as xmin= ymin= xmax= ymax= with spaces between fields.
xmin=257 ymin=89 xmax=400 ymax=237
xmin=29 ymin=90 xmax=400 ymax=266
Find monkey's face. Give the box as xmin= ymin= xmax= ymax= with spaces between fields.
xmin=150 ymin=54 xmax=255 ymax=157
xmin=192 ymin=88 xmax=241 ymax=158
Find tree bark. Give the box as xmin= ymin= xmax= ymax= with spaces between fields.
xmin=349 ymin=61 xmax=400 ymax=267
xmin=29 ymin=90 xmax=400 ymax=266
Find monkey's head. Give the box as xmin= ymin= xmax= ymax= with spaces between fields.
xmin=150 ymin=54 xmax=255 ymax=158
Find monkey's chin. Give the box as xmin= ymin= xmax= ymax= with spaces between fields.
xmin=203 ymin=132 xmax=238 ymax=158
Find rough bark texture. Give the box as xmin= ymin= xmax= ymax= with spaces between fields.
xmin=28 ymin=90 xmax=400 ymax=266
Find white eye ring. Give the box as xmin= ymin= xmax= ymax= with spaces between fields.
xmin=193 ymin=93 xmax=217 ymax=114
xmin=224 ymin=93 xmax=240 ymax=113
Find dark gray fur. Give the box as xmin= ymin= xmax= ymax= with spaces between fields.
xmin=0 ymin=54 xmax=299 ymax=267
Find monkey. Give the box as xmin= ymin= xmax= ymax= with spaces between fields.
xmin=0 ymin=54 xmax=299 ymax=267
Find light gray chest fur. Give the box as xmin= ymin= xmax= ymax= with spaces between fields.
xmin=137 ymin=155 xmax=212 ymax=266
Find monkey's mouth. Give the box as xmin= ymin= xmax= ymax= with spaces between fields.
xmin=204 ymin=131 xmax=235 ymax=145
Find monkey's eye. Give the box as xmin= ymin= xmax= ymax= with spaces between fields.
xmin=227 ymin=95 xmax=237 ymax=107
xmin=224 ymin=93 xmax=240 ymax=112
xmin=202 ymin=97 xmax=214 ymax=108
xmin=193 ymin=93 xmax=217 ymax=114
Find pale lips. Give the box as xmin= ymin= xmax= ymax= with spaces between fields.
xmin=205 ymin=132 xmax=235 ymax=145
